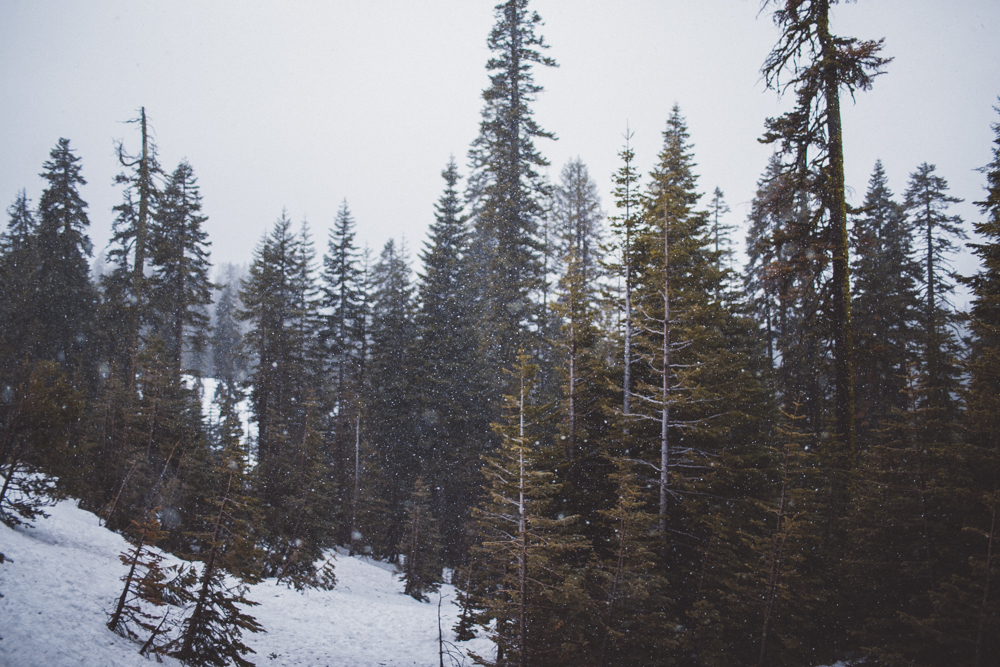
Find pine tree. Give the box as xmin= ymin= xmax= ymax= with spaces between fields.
xmin=904 ymin=163 xmax=967 ymax=436
xmin=107 ymin=511 xmax=195 ymax=656
xmin=211 ymin=275 xmax=247 ymax=418
xmin=593 ymin=459 xmax=676 ymax=667
xmin=604 ymin=130 xmax=645 ymax=426
xmin=760 ymin=0 xmax=891 ymax=456
xmin=851 ymin=160 xmax=921 ymax=448
xmin=149 ymin=160 xmax=214 ymax=370
xmin=414 ymin=159 xmax=492 ymax=563
xmin=398 ymin=476 xmax=444 ymax=601
xmin=173 ymin=439 xmax=264 ymax=667
xmin=0 ymin=361 xmax=83 ymax=527
xmin=468 ymin=353 xmax=592 ymax=667
xmin=320 ymin=200 xmax=366 ymax=537
xmin=363 ymin=239 xmax=419 ymax=559
xmin=467 ymin=0 xmax=557 ymax=381
xmin=239 ymin=213 xmax=314 ymax=507
xmin=26 ymin=139 xmax=99 ymax=376
xmin=0 ymin=190 xmax=40 ymax=381
xmin=105 ymin=108 xmax=163 ymax=379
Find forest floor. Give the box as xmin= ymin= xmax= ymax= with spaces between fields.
xmin=0 ymin=496 xmax=489 ymax=667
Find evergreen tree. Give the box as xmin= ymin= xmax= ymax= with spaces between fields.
xmin=467 ymin=0 xmax=557 ymax=381
xmin=23 ymin=139 xmax=98 ymax=376
xmin=630 ymin=106 xmax=725 ymax=532
xmin=745 ymin=407 xmax=828 ymax=667
xmin=0 ymin=190 xmax=40 ymax=381
xmin=760 ymin=0 xmax=891 ymax=456
xmin=105 ymin=108 xmax=163 ymax=378
xmin=211 ymin=275 xmax=248 ymax=418
xmin=593 ymin=459 xmax=676 ymax=667
xmin=548 ymin=210 xmax=614 ymax=547
xmin=363 ymin=239 xmax=419 ymax=559
xmin=707 ymin=186 xmax=735 ymax=294
xmin=240 ymin=214 xmax=335 ymax=581
xmin=604 ymin=131 xmax=644 ymax=422
xmin=552 ymin=158 xmax=603 ymax=282
xmin=468 ymin=353 xmax=592 ymax=667
xmin=0 ymin=361 xmax=83 ymax=527
xmin=239 ymin=213 xmax=312 ymax=506
xmin=414 ymin=159 xmax=492 ymax=563
xmin=398 ymin=476 xmax=444 ymax=601
xmin=847 ymin=368 xmax=986 ymax=666
xmin=107 ymin=511 xmax=195 ymax=655
xmin=851 ymin=160 xmax=921 ymax=448
xmin=0 ymin=189 xmax=36 ymax=253
xmin=150 ymin=160 xmax=214 ymax=370
xmin=173 ymin=439 xmax=263 ymax=667
xmin=904 ymin=163 xmax=967 ymax=435
xmin=320 ymin=200 xmax=366 ymax=537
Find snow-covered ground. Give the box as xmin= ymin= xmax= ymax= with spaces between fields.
xmin=0 ymin=497 xmax=490 ymax=666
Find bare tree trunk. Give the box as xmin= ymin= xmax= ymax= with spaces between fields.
xmin=660 ymin=199 xmax=671 ymax=533
xmin=568 ymin=283 xmax=577 ymax=461
xmin=517 ymin=367 xmax=529 ymax=667
xmin=350 ymin=412 xmax=360 ymax=557
xmin=974 ymin=501 xmax=997 ymax=667
xmin=758 ymin=437 xmax=792 ymax=667
xmin=818 ymin=5 xmax=856 ymax=462
xmin=108 ymin=525 xmax=149 ymax=632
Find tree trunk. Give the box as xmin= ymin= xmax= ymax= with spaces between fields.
xmin=819 ymin=4 xmax=857 ymax=464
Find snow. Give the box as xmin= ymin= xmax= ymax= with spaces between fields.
xmin=0 ymin=497 xmax=490 ymax=666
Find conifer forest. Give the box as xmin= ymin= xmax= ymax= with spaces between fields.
xmin=3 ymin=1 xmax=1000 ymax=666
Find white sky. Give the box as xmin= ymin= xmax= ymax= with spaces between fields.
xmin=1 ymin=0 xmax=998 ymax=298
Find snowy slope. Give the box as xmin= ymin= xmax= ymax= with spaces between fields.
xmin=0 ymin=498 xmax=490 ymax=667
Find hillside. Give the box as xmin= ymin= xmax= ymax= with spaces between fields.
xmin=0 ymin=497 xmax=489 ymax=667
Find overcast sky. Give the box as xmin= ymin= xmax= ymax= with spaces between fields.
xmin=1 ymin=0 xmax=998 ymax=298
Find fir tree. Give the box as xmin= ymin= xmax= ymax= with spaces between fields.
xmin=320 ymin=200 xmax=366 ymax=537
xmin=25 ymin=139 xmax=99 ymax=377
xmin=604 ymin=130 xmax=644 ymax=423
xmin=173 ymin=439 xmax=264 ymax=667
xmin=211 ymin=275 xmax=248 ymax=418
xmin=150 ymin=160 xmax=214 ymax=371
xmin=0 ymin=190 xmax=39 ymax=381
xmin=398 ymin=476 xmax=444 ymax=602
xmin=760 ymin=0 xmax=891 ymax=456
xmin=904 ymin=163 xmax=967 ymax=435
xmin=105 ymin=108 xmax=163 ymax=379
xmin=239 ymin=213 xmax=315 ymax=507
xmin=851 ymin=160 xmax=921 ymax=448
xmin=552 ymin=158 xmax=603 ymax=282
xmin=630 ymin=106 xmax=723 ymax=532
xmin=107 ymin=511 xmax=195 ymax=656
xmin=593 ymin=459 xmax=676 ymax=667
xmin=0 ymin=361 xmax=83 ymax=527
xmin=0 ymin=189 xmax=36 ymax=253
xmin=468 ymin=353 xmax=592 ymax=667
xmin=707 ymin=186 xmax=735 ymax=294
xmin=267 ymin=392 xmax=338 ymax=590
xmin=414 ymin=159 xmax=492 ymax=564
xmin=363 ymin=239 xmax=419 ymax=559
xmin=467 ymin=0 xmax=557 ymax=381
